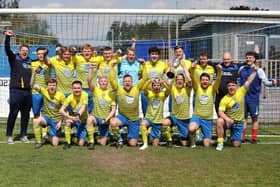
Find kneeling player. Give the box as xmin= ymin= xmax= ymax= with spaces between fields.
xmin=60 ymin=80 xmax=88 ymax=149
xmin=139 ymin=78 xmax=171 ymax=150
xmin=31 ymin=70 xmax=65 ymax=149
xmin=87 ymin=65 xmax=116 ymax=146
xmin=188 ymin=65 xmax=222 ymax=148
xmin=216 ymin=64 xmax=258 ymax=151
xmin=163 ymin=72 xmax=192 ymax=146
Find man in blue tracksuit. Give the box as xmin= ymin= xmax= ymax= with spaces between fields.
xmin=214 ymin=52 xmax=241 ymax=114
xmin=239 ymin=51 xmax=277 ymax=143
xmin=5 ymin=30 xmax=32 ymax=144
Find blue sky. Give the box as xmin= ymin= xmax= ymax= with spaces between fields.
xmin=20 ymin=0 xmax=280 ymax=10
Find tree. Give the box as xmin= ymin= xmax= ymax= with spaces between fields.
xmin=0 ymin=0 xmax=19 ymax=8
xmin=0 ymin=0 xmax=59 ymax=45
xmin=230 ymin=5 xmax=269 ymax=11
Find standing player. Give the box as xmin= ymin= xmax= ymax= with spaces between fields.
xmin=87 ymin=64 xmax=116 ymax=146
xmin=216 ymin=64 xmax=258 ymax=151
xmin=73 ymin=43 xmax=97 ymax=113
xmin=190 ymin=52 xmax=216 ymax=141
xmin=188 ymin=64 xmax=222 ymax=148
xmin=50 ymin=47 xmax=75 ymax=96
xmin=109 ymin=66 xmax=145 ymax=148
xmin=139 ymin=78 xmax=171 ymax=150
xmin=31 ymin=47 xmax=51 ymax=139
xmin=95 ymin=46 xmax=121 ymax=89
xmin=191 ymin=52 xmax=216 ymax=89
xmin=59 ymin=81 xmax=88 ymax=149
xmin=239 ymin=51 xmax=277 ymax=143
xmin=167 ymin=46 xmax=191 ymax=78
xmin=30 ymin=69 xmax=65 ymax=149
xmin=4 ymin=30 xmax=32 ymax=144
xmin=141 ymin=46 xmax=168 ymax=116
xmin=163 ymin=61 xmax=192 ymax=146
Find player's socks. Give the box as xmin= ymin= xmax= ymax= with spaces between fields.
xmin=33 ymin=125 xmax=41 ymax=143
xmin=64 ymin=126 xmax=71 ymax=144
xmin=140 ymin=126 xmax=148 ymax=144
xmin=162 ymin=126 xmax=172 ymax=142
xmin=86 ymin=125 xmax=95 ymax=143
xmin=217 ymin=137 xmax=224 ymax=144
xmin=112 ymin=127 xmax=120 ymax=140
xmin=42 ymin=126 xmax=48 ymax=137
xmin=252 ymin=129 xmax=258 ymax=141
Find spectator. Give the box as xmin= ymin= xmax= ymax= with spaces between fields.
xmin=5 ymin=30 xmax=32 ymax=144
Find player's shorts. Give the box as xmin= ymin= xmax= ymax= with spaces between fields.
xmin=116 ymin=114 xmax=140 ymax=139
xmin=190 ymin=115 xmax=212 ymax=139
xmin=229 ymin=122 xmax=244 ymax=142
xmin=72 ymin=121 xmax=86 ymax=139
xmin=83 ymin=88 xmax=93 ymax=113
xmin=32 ymin=93 xmax=43 ymax=116
xmin=169 ymin=115 xmax=189 ymax=139
xmin=245 ymin=102 xmax=259 ymax=118
xmin=144 ymin=118 xmax=162 ymax=139
xmin=42 ymin=115 xmax=61 ymax=137
xmin=95 ymin=116 xmax=109 ymax=137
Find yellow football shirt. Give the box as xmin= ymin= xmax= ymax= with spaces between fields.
xmin=171 ymin=84 xmax=192 ymax=120
xmin=73 ymin=55 xmax=99 ymax=88
xmin=219 ymin=86 xmax=247 ymax=122
xmin=63 ymin=91 xmax=88 ymax=123
xmin=145 ymin=90 xmax=168 ymax=124
xmin=173 ymin=59 xmax=191 ymax=76
xmin=142 ymin=60 xmax=168 ymax=80
xmin=92 ymin=88 xmax=116 ymax=119
xmin=40 ymin=87 xmax=65 ymax=122
xmin=50 ymin=56 xmax=75 ymax=94
xmin=110 ymin=68 xmax=144 ymax=121
xmin=31 ymin=60 xmax=50 ymax=94
xmin=191 ymin=64 xmax=215 ymax=88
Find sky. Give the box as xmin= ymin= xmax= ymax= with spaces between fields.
xmin=20 ymin=0 xmax=280 ymax=10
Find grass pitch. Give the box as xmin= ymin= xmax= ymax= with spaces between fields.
xmin=0 ymin=143 xmax=279 ymax=187
xmin=0 ymin=120 xmax=279 ymax=186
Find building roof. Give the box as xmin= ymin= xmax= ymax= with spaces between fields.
xmin=181 ymin=16 xmax=280 ymax=30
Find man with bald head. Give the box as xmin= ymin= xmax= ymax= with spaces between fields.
xmin=215 ymin=52 xmax=241 ymax=114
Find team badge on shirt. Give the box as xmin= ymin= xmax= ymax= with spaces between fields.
xmin=48 ymin=101 xmax=56 ymax=109
xmin=152 ymin=99 xmax=160 ymax=109
xmin=125 ymin=95 xmax=134 ymax=104
xmin=64 ymin=69 xmax=72 ymax=77
xmin=175 ymin=95 xmax=184 ymax=104
xmin=104 ymin=67 xmax=110 ymax=75
xmin=176 ymin=69 xmax=185 ymax=75
xmin=200 ymin=95 xmax=209 ymax=104
xmin=84 ymin=64 xmax=90 ymax=71
xmin=232 ymin=103 xmax=240 ymax=111
xmin=100 ymin=98 xmax=107 ymax=107
xmin=149 ymin=71 xmax=157 ymax=78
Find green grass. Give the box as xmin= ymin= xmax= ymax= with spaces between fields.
xmin=0 ymin=143 xmax=279 ymax=187
xmin=0 ymin=119 xmax=279 ymax=186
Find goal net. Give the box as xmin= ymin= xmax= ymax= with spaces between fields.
xmin=0 ymin=9 xmax=280 ymax=137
